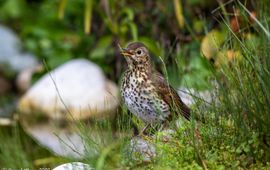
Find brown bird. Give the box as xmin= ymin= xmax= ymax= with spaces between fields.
xmin=120 ymin=42 xmax=190 ymax=129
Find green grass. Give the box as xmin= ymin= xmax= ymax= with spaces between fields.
xmin=0 ymin=126 xmax=33 ymax=168
xmin=1 ymin=1 xmax=270 ymax=169
xmin=0 ymin=124 xmax=75 ymax=168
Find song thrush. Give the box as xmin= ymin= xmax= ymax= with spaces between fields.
xmin=120 ymin=42 xmax=190 ymax=126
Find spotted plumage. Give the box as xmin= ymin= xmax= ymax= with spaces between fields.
xmin=120 ymin=42 xmax=190 ymax=124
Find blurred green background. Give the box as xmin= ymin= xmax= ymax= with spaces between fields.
xmin=0 ymin=0 xmax=225 ymax=89
xmin=1 ymin=0 xmax=270 ymax=169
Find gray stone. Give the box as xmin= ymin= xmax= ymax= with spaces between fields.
xmin=129 ymin=137 xmax=156 ymax=163
xmin=0 ymin=25 xmax=38 ymax=72
xmin=21 ymin=120 xmax=115 ymax=159
xmin=0 ymin=25 xmax=21 ymax=59
xmin=24 ymin=123 xmax=86 ymax=158
xmin=7 ymin=53 xmax=38 ymax=72
xmin=177 ymin=88 xmax=214 ymax=106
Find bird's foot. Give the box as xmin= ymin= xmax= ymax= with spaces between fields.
xmin=138 ymin=124 xmax=150 ymax=137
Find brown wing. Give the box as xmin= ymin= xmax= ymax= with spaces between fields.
xmin=151 ymin=72 xmax=190 ymax=120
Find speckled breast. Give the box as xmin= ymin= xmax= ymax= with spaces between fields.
xmin=121 ymin=69 xmax=170 ymax=123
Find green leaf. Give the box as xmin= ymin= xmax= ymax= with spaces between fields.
xmin=47 ymin=51 xmax=72 ymax=68
xmin=89 ymin=36 xmax=112 ymax=59
xmin=201 ymin=29 xmax=226 ymax=60
xmin=121 ymin=7 xmax=134 ymax=21
xmin=1 ymin=0 xmax=26 ymax=18
xmin=129 ymin=22 xmax=138 ymax=41
xmin=181 ymin=56 xmax=212 ymax=89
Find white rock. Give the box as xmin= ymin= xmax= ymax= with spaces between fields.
xmin=19 ymin=59 xmax=119 ymax=120
xmin=0 ymin=25 xmax=38 ymax=72
xmin=53 ymin=162 xmax=93 ymax=170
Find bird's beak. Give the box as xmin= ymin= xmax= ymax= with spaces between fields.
xmin=121 ymin=49 xmax=133 ymax=57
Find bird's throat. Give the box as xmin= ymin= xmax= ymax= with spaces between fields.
xmin=129 ymin=63 xmax=151 ymax=75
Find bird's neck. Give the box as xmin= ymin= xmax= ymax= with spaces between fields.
xmin=129 ymin=63 xmax=151 ymax=75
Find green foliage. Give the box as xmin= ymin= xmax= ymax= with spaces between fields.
xmin=0 ymin=0 xmax=211 ymax=87
xmin=212 ymin=0 xmax=270 ymax=146
xmin=0 ymin=0 xmax=270 ymax=169
xmin=0 ymin=126 xmax=33 ymax=168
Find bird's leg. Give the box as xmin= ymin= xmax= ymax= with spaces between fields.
xmin=159 ymin=119 xmax=170 ymax=131
xmin=139 ymin=123 xmax=150 ymax=136
xmin=126 ymin=110 xmax=140 ymax=136
xmin=158 ymin=124 xmax=166 ymax=132
xmin=133 ymin=123 xmax=139 ymax=136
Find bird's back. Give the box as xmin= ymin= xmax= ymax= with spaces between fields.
xmin=150 ymin=71 xmax=190 ymax=120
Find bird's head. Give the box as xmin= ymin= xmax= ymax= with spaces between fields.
xmin=121 ymin=42 xmax=151 ymax=69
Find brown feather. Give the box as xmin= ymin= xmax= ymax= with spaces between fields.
xmin=151 ymin=71 xmax=190 ymax=120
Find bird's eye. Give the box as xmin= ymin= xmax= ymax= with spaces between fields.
xmin=136 ymin=50 xmax=142 ymax=55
